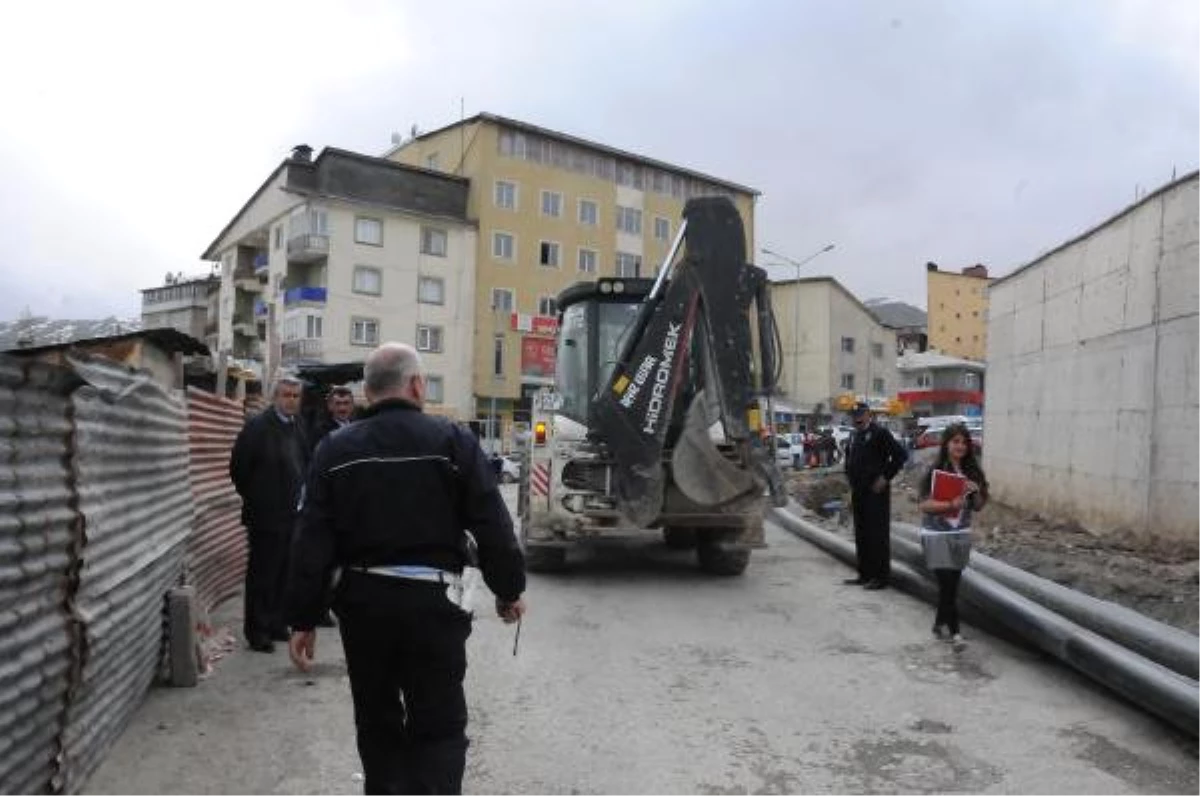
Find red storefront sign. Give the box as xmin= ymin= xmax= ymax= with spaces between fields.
xmin=897 ymin=389 xmax=984 ymax=406
xmin=521 ymin=337 xmax=557 ymax=378
xmin=510 ymin=313 xmax=559 ymax=335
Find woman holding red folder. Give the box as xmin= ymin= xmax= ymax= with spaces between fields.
xmin=917 ymin=423 xmax=989 ymax=648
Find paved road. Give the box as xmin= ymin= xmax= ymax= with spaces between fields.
xmin=86 ymin=486 xmax=1197 ymax=794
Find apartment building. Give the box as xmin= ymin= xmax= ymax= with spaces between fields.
xmin=140 ymin=274 xmax=219 ymax=351
xmin=387 ymin=112 xmax=758 ymax=432
xmin=201 ymin=146 xmax=478 ymax=418
xmin=926 ymin=262 xmax=992 ymax=360
xmin=895 ymin=351 xmax=985 ymax=418
xmin=770 ymin=276 xmax=899 ymax=425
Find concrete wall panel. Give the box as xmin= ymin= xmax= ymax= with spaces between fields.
xmin=984 ymin=174 xmax=1197 ymax=544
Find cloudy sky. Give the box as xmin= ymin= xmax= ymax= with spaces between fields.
xmin=1 ymin=0 xmax=1195 ymax=321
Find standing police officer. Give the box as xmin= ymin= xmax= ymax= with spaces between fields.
xmin=286 ymin=342 xmax=526 ymax=795
xmin=843 ymin=401 xmax=908 ymax=590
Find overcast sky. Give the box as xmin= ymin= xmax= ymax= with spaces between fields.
xmin=1 ymin=0 xmax=1195 ymax=321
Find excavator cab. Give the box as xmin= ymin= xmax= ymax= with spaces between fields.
xmin=521 ymin=196 xmax=786 ymax=575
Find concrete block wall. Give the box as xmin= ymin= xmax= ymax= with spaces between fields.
xmin=985 ymin=174 xmax=1198 ymax=545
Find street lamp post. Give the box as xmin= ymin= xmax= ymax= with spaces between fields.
xmin=760 ymin=244 xmax=835 ymax=432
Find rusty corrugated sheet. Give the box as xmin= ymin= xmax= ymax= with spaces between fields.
xmin=56 ymin=355 xmax=192 ymax=794
xmin=185 ymin=387 xmax=247 ymax=616
xmin=0 ymin=355 xmax=78 ymax=795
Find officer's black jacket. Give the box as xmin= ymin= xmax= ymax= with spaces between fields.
xmin=844 ymin=421 xmax=908 ymax=493
xmin=286 ymin=398 xmax=526 ymax=630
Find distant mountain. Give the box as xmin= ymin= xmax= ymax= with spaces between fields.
xmin=0 ymin=316 xmax=144 ymax=352
xmin=863 ymin=298 xmax=927 ymax=329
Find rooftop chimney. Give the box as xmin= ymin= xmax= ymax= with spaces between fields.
xmin=961 ymin=264 xmax=989 ymax=278
xmin=926 ymin=261 xmax=939 ymax=272
xmin=291 ymin=144 xmax=313 ymax=163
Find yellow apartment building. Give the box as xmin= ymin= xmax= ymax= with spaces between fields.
xmin=388 ymin=112 xmax=758 ymax=438
xmin=926 ymin=262 xmax=993 ymax=361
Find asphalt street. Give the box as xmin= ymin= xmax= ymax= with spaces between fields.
xmin=85 ymin=485 xmax=1197 ymax=794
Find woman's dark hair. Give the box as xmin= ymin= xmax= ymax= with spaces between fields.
xmin=933 ymin=422 xmax=989 ymax=501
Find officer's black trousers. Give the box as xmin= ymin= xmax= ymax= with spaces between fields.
xmin=850 ymin=489 xmax=891 ymax=582
xmin=244 ymin=523 xmax=291 ymax=642
xmin=335 ymin=571 xmax=473 ymax=795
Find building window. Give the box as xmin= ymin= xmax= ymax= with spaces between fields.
xmin=964 ymin=372 xmax=979 ymax=388
xmin=840 ymin=373 xmax=855 ymax=390
xmin=352 ymin=266 xmax=382 ymax=296
xmin=539 ymin=241 xmax=560 ymax=267
xmin=871 ymin=342 xmax=883 ymax=358
xmin=541 ymin=190 xmax=563 ymax=218
xmin=493 ymin=335 xmax=505 ymax=377
xmin=972 ymin=310 xmax=979 ymax=317
xmin=425 ymin=375 xmax=444 ymax=403
xmin=418 ymin=276 xmax=445 ymax=305
xmin=841 ymin=336 xmax=855 ymax=353
xmin=578 ymin=199 xmax=598 ymax=226
xmin=355 ymin=217 xmax=383 ymax=246
xmin=491 ymin=287 xmax=514 ymax=312
xmin=273 ymin=226 xmax=282 ymax=250
xmin=616 ymin=206 xmax=642 ymax=235
xmin=426 ymin=153 xmax=440 ymax=170
xmin=538 ymin=296 xmax=557 ymax=316
xmin=494 ymin=180 xmax=517 ymax=209
xmin=654 ymin=217 xmax=670 ymax=242
xmin=917 ymin=373 xmax=932 ymax=388
xmin=578 ymin=248 xmax=597 ymax=273
xmin=956 ymin=312 xmax=961 ymax=319
xmin=351 ymin=317 xmax=380 ymax=346
xmin=615 ymin=252 xmax=641 ymax=278
xmin=873 ymin=377 xmax=885 ymax=394
xmin=420 ymin=226 xmax=448 ymax=256
xmin=492 ymin=232 xmax=515 ymax=261
xmin=956 ymin=336 xmax=962 ymax=343
xmin=416 ymin=324 xmax=444 ymax=353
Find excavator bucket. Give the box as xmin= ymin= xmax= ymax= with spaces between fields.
xmin=671 ymin=390 xmax=756 ymax=505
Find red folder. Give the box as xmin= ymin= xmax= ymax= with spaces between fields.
xmin=931 ymin=469 xmax=967 ymax=525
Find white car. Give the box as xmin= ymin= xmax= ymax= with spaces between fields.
xmin=499 ymin=454 xmax=522 ymax=484
xmin=770 ymin=436 xmax=794 ymax=468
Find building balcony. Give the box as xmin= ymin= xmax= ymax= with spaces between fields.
xmin=287 ymin=233 xmax=329 ymax=263
xmin=282 ymin=338 xmax=323 ymax=363
xmin=233 ymin=319 xmax=259 ymax=338
xmin=235 ymin=274 xmax=264 ymax=293
xmin=283 ymin=286 xmax=327 ymax=306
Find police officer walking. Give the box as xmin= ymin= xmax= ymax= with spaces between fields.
xmin=286 ymin=342 xmax=526 ymax=795
xmin=843 ymin=402 xmax=908 ymax=590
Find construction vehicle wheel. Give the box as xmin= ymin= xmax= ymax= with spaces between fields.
xmin=696 ymin=537 xmax=750 ymax=576
xmin=662 ymin=527 xmax=697 ymax=550
xmin=524 ymin=545 xmax=567 ymax=573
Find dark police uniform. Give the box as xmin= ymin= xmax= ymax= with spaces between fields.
xmin=286 ymin=397 xmax=525 ymax=795
xmin=844 ymin=417 xmax=908 ymax=585
xmin=229 ymin=407 xmax=309 ymax=647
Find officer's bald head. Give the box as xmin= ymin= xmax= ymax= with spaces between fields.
xmin=364 ymin=343 xmax=425 ymax=407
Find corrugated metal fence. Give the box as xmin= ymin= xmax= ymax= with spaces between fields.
xmin=0 ymin=352 xmax=248 ymax=794
xmin=185 ymin=388 xmax=247 ymax=617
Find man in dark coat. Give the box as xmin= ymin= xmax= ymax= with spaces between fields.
xmin=310 ymin=385 xmax=355 ymax=453
xmin=286 ymin=342 xmax=526 ymax=794
xmin=229 ymin=375 xmax=310 ymax=652
xmin=843 ymin=402 xmax=908 ymax=590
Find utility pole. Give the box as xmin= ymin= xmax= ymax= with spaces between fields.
xmin=761 ymin=244 xmax=835 ymax=430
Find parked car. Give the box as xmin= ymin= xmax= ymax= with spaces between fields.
xmin=915 ymin=427 xmax=982 ymax=455
xmin=770 ymin=436 xmax=794 ymax=469
xmin=490 ymin=453 xmax=522 ymax=484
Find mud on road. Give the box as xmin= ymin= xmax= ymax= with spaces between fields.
xmin=788 ymin=463 xmax=1200 ymax=635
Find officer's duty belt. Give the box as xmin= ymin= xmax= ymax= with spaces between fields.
xmin=350 ymin=564 xmax=462 ymax=586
